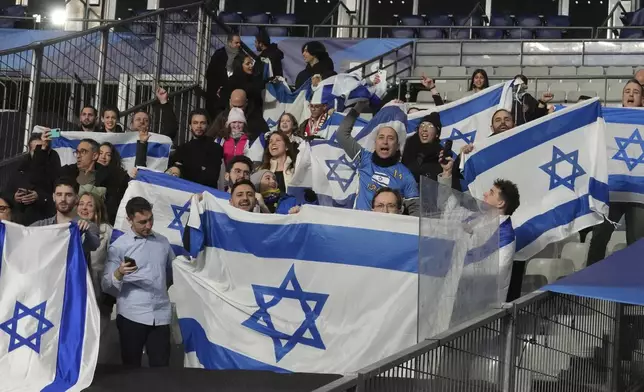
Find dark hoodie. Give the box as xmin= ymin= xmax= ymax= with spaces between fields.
xmin=294 ymin=54 xmax=336 ymax=90
xmin=171 ymin=135 xmax=224 ymax=189
xmin=255 ymin=43 xmax=285 ymax=78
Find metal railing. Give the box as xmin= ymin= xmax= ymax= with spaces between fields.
xmin=346 ymin=41 xmax=414 ymax=87
xmin=0 ymin=1 xmax=224 ymax=160
xmin=217 ymin=22 xmax=310 ymax=37
xmin=314 ymin=291 xmax=644 ymax=391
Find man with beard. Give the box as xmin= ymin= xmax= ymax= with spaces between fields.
xmin=223 ymin=155 xmax=253 ymax=192
xmin=229 ymin=180 xmax=258 ymax=212
xmin=79 ymin=106 xmax=99 ymax=132
xmin=459 ymin=109 xmax=516 ymax=157
xmin=170 ymin=109 xmax=223 ymax=188
xmin=31 ymin=177 xmax=100 ymax=256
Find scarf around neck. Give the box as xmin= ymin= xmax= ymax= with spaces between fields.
xmin=225 ymin=46 xmax=240 ymax=72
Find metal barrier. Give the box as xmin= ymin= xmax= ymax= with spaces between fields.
xmin=313 ymin=291 xmax=644 ymax=391
xmin=222 ymin=22 xmax=310 ymax=37
xmin=0 ymin=1 xmax=226 ymax=160
xmin=346 ymin=41 xmax=414 ymax=87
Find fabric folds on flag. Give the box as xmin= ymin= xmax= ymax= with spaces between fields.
xmin=0 ymin=221 xmax=99 ymax=391
xmin=51 ymin=131 xmax=172 ymax=172
xmin=463 ymin=99 xmax=609 ymax=260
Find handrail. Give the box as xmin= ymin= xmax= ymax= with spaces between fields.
xmin=596 ymin=0 xmax=629 ymax=38
xmin=318 ymin=1 xmax=358 ymax=28
xmin=0 ymin=1 xmax=206 ymax=56
xmin=346 ymin=41 xmax=414 ymax=76
xmin=202 ymin=6 xmax=258 ymax=61
xmin=220 ymin=22 xmax=311 ymax=37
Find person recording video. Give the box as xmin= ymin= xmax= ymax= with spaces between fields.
xmin=510 ymin=74 xmax=552 ymax=126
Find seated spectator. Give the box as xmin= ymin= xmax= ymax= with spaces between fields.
xmin=468 ymin=69 xmax=490 ymax=94
xmin=221 ymin=53 xmax=265 ymax=115
xmin=259 ymin=131 xmax=297 ymax=193
xmin=0 ymin=193 xmax=14 ymax=222
xmin=206 ymin=33 xmax=241 ymax=119
xmin=31 ymin=177 xmax=100 ymax=257
xmin=336 ymin=101 xmax=419 ymax=215
xmin=171 ymin=109 xmax=223 ymax=188
xmin=254 ymin=29 xmax=284 ymax=78
xmin=165 ymin=166 xmax=182 ymax=178
xmin=99 ymin=106 xmax=123 ymax=133
xmin=78 ymin=106 xmax=99 ymax=132
xmin=96 ymin=142 xmax=130 ymax=223
xmin=103 ymin=196 xmax=174 ymax=368
xmin=372 ymin=187 xmax=403 ymax=214
xmin=294 ymin=41 xmax=336 ymax=90
xmin=251 ymin=169 xmax=282 ymax=213
xmin=219 ymin=108 xmax=250 ymax=165
xmin=224 ymin=155 xmax=253 ymax=192
xmin=229 ymin=180 xmax=258 ymax=212
xmin=207 ymin=89 xmax=269 ymax=142
xmin=402 ymin=112 xmax=446 ymax=183
xmin=10 ymin=132 xmax=59 ymax=225
xmin=511 ymin=74 xmax=552 ymax=126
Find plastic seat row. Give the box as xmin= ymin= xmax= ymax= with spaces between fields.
xmin=0 ymin=5 xmax=27 ymax=29
xmin=218 ymin=12 xmax=297 ymax=36
xmin=413 ymin=65 xmax=637 ymax=78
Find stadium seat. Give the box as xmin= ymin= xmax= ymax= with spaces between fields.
xmin=422 ymin=14 xmax=450 ymax=39
xmin=521 ymin=274 xmax=549 ymax=295
xmin=413 ymin=66 xmax=440 ymax=77
xmin=508 ymin=15 xmax=540 ymax=39
xmin=390 ymin=28 xmax=416 ymax=38
xmin=400 ymin=15 xmax=424 ymax=26
xmin=481 ymin=15 xmax=511 ymax=39
xmin=4 ymin=5 xmax=25 ymax=17
xmin=560 ymin=242 xmax=590 ymax=271
xmin=417 ymin=90 xmax=437 ymax=103
xmin=523 ymin=67 xmax=549 ymax=77
xmin=606 ymin=231 xmax=627 ymax=257
xmin=267 ymin=13 xmax=296 ymax=36
xmin=578 ymin=66 xmax=604 ymax=76
xmin=550 ymin=66 xmax=577 ymax=76
xmin=607 ymin=85 xmax=624 ymax=103
xmin=579 ymin=82 xmax=605 ymax=98
xmin=525 ymin=258 xmax=575 ymax=284
xmin=165 ymin=12 xmax=186 ymax=34
xmin=609 ymin=242 xmax=628 ymax=255
xmin=418 ymin=28 xmax=444 ymax=39
xmin=606 ymin=66 xmax=634 ymax=76
xmin=537 ymin=15 xmax=570 ymax=39
xmin=439 ymin=66 xmax=467 ymax=77
xmin=451 ymin=15 xmax=482 ymax=39
xmin=495 ymin=66 xmax=522 ymax=77
xmin=444 ymin=90 xmax=468 ymax=101
xmin=435 ymin=81 xmax=462 ymax=92
xmin=569 ymin=91 xmax=600 ymax=102
xmin=466 ymin=66 xmax=494 ymax=78
xmin=218 ymin=11 xmax=243 ymax=33
xmin=243 ymin=13 xmax=270 ymax=36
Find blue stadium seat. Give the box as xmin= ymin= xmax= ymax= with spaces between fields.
xmin=218 ymin=11 xmax=243 ymax=33
xmin=421 ymin=15 xmax=450 ymax=39
xmin=242 ymin=13 xmax=270 ymax=36
xmin=164 ymin=12 xmax=186 ymax=34
xmin=508 ymin=15 xmax=540 ymax=39
xmin=266 ymin=14 xmax=296 ymax=37
xmin=4 ymin=5 xmax=26 ymax=17
xmin=537 ymin=15 xmax=570 ymax=39
xmin=480 ymin=15 xmax=511 ymax=39
xmin=451 ymin=15 xmax=482 ymax=39
xmin=400 ymin=15 xmax=424 ymax=26
xmin=390 ymin=28 xmax=415 ymax=38
xmin=418 ymin=28 xmax=444 ymax=39
xmin=619 ymin=11 xmax=644 ymax=38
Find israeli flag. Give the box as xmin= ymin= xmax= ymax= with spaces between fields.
xmin=113 ymin=168 xmax=229 ymax=257
xmin=602 ymin=107 xmax=644 ymax=204
xmin=463 ymin=99 xmax=609 ymax=260
xmin=173 ymin=192 xmax=421 ymax=373
xmin=263 ymin=79 xmax=312 ymax=131
xmin=0 ymin=221 xmax=99 ymax=391
xmin=51 ymin=131 xmax=172 ymax=172
xmin=288 ymin=106 xmax=402 ymax=207
xmin=408 ymin=81 xmax=512 ymax=151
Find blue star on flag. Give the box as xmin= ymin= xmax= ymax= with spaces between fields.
xmin=242 ymin=265 xmax=329 ymax=362
xmin=167 ymin=200 xmax=191 ymax=236
xmin=539 ymin=146 xmax=586 ymax=191
xmin=326 ymin=155 xmax=357 ymax=192
xmin=448 ymin=128 xmax=477 ymax=144
xmin=612 ymin=128 xmax=644 ymax=171
xmin=0 ymin=301 xmax=54 ymax=353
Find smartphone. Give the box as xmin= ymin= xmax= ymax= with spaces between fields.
xmin=17 ymin=188 xmax=28 ymax=196
xmin=124 ymin=256 xmax=137 ymax=267
xmin=440 ymin=140 xmax=454 ymax=164
xmin=49 ymin=128 xmax=61 ymax=138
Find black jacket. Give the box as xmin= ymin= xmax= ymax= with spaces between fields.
xmin=512 ymin=93 xmax=548 ymax=127
xmin=221 ymin=71 xmax=265 ymax=114
xmin=206 ymin=47 xmax=231 ymax=119
xmin=9 ymin=147 xmax=60 ymax=225
xmin=171 ymin=136 xmax=224 ymax=188
xmin=254 ymin=43 xmax=284 ymax=78
xmin=294 ymin=55 xmax=337 ymax=90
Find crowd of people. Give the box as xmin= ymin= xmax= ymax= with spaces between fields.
xmin=2 ymin=29 xmax=643 ymax=369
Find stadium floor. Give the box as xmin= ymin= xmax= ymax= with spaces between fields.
xmin=86 ymin=365 xmax=342 ymax=391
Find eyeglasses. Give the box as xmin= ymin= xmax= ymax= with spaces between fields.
xmin=73 ymin=148 xmax=91 ymax=157
xmin=0 ymin=205 xmax=11 ymax=213
xmin=374 ymin=203 xmax=398 ymax=211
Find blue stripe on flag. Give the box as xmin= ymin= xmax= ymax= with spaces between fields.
xmin=266 ymin=79 xmax=312 ymax=104
xmin=136 ymin=169 xmax=230 ymax=199
xmin=608 ymin=174 xmax=644 ymax=194
xmin=201 ymin=210 xmax=424 ymax=273
xmin=42 ymin=223 xmax=87 ymax=391
xmin=438 ymin=85 xmax=504 ymax=126
xmin=463 ymin=101 xmax=602 ymax=183
xmin=179 ymin=318 xmax=290 ymax=373
xmin=603 ymin=107 xmax=644 ymax=125
xmin=0 ymin=222 xmax=5 ymax=277
xmin=514 ymin=178 xmax=609 ymax=251
xmin=51 ymin=137 xmax=170 ymax=159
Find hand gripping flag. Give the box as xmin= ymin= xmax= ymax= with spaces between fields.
xmin=0 ymin=221 xmax=99 ymax=391
xmin=51 ymin=131 xmax=172 ymax=172
xmin=463 ymin=99 xmax=609 ymax=260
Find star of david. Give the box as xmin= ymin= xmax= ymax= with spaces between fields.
xmin=449 ymin=128 xmax=477 ymax=144
xmin=242 ymin=265 xmax=329 ymax=362
xmin=167 ymin=200 xmax=191 ymax=236
xmin=612 ymin=128 xmax=644 ymax=171
xmin=325 ymin=155 xmax=357 ymax=192
xmin=0 ymin=301 xmax=54 ymax=353
xmin=539 ymin=146 xmax=586 ymax=191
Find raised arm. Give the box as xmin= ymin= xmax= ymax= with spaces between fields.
xmin=336 ymin=106 xmax=365 ymax=159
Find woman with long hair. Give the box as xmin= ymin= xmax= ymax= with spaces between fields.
xmin=295 ymin=41 xmax=337 ymax=90
xmin=277 ymin=112 xmax=304 ymax=142
xmin=221 ymin=53 xmax=264 ymax=115
xmin=96 ymin=142 xmax=130 ymax=224
xmin=260 ymin=131 xmax=297 ymax=194
xmin=468 ymin=69 xmax=490 ymax=93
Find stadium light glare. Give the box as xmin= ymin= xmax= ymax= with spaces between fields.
xmin=51 ymin=9 xmax=67 ymax=26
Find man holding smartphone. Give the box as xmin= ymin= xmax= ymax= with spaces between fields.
xmin=102 ymin=196 xmax=175 ymax=368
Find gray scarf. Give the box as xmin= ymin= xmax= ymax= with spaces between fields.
xmin=225 ymin=45 xmax=240 ymax=73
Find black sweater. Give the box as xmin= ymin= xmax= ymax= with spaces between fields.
xmin=171 ymin=136 xmax=224 ymax=188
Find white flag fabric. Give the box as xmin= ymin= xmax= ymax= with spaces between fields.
xmin=408 ymin=81 xmax=513 ymax=152
xmin=0 ymin=221 xmax=99 ymax=391
xmin=173 ymin=193 xmax=422 ymax=373
xmin=262 ymin=79 xmax=312 ymax=131
xmin=463 ymin=99 xmax=610 ymax=260
xmin=51 ymin=131 xmax=172 ymax=172
xmin=113 ymin=168 xmax=229 ymax=256
xmin=603 ymin=107 xmax=644 ymax=204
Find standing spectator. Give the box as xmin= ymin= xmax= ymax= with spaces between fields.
xmin=294 ymin=41 xmax=336 ymax=90
xmin=9 ymin=132 xmax=60 ymax=225
xmin=31 ymin=177 xmax=100 ymax=257
xmin=223 ymin=155 xmax=253 ymax=192
xmin=78 ymin=106 xmax=99 ymax=132
xmin=99 ymin=106 xmax=124 ymax=133
xmin=229 ymin=180 xmax=258 ymax=212
xmin=510 ymin=74 xmax=552 ymax=126
xmin=96 ymin=142 xmax=130 ymax=224
xmin=0 ymin=193 xmax=14 ymax=222
xmin=206 ymin=34 xmax=241 ymax=119
xmin=102 ymin=197 xmax=175 ymax=368
xmin=206 ymin=89 xmax=269 ymax=142
xmin=336 ymin=102 xmax=419 ymax=214
xmin=218 ymin=108 xmax=250 ymax=165
xmin=277 ymin=113 xmax=304 ymax=143
xmin=298 ymin=99 xmax=331 ymax=138
xmin=259 ymin=131 xmax=297 ymax=193
xmin=254 ymin=29 xmax=284 ymax=78
xmin=171 ymin=109 xmax=224 ymax=188
xmin=402 ymin=112 xmax=444 ymax=184
xmin=221 ymin=53 xmax=265 ymax=115
xmin=468 ymin=69 xmax=490 ymax=94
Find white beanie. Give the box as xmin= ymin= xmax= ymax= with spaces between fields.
xmin=226 ymin=107 xmax=247 ymax=127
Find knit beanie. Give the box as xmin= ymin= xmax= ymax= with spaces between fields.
xmin=251 ymin=169 xmax=271 ymax=191
xmin=420 ymin=112 xmax=442 ymax=137
xmin=226 ymin=107 xmax=247 ymax=127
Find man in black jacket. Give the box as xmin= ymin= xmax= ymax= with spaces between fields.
xmin=254 ymin=30 xmax=284 ymax=78
xmin=206 ymin=34 xmax=241 ymax=120
xmin=172 ymin=109 xmax=223 ymax=188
